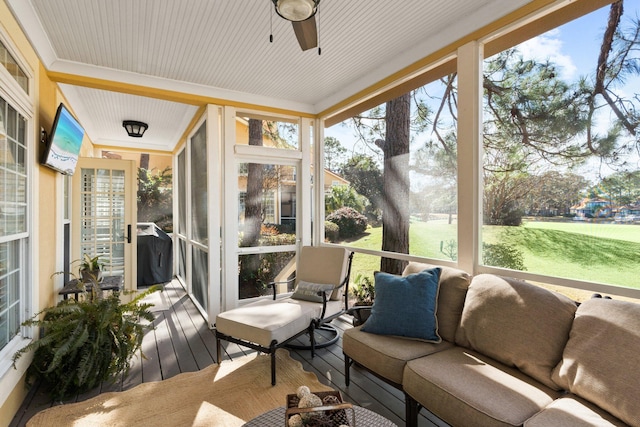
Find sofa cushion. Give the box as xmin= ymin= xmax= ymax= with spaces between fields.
xmin=361 ymin=269 xmax=441 ymax=342
xmin=404 ymin=347 xmax=561 ymax=427
xmin=455 ymin=274 xmax=577 ymax=390
xmin=524 ymin=395 xmax=627 ymax=427
xmin=342 ymin=325 xmax=453 ymax=385
xmin=551 ymin=298 xmax=640 ymax=427
xmin=402 ymin=262 xmax=470 ymax=342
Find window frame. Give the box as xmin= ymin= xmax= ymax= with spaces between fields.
xmin=0 ymin=28 xmax=35 ymax=398
xmin=318 ymin=0 xmax=640 ymax=301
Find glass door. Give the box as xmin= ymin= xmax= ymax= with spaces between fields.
xmin=72 ymin=158 xmax=137 ymax=290
xmin=222 ymin=110 xmax=313 ymax=309
xmin=237 ymin=160 xmax=299 ymax=300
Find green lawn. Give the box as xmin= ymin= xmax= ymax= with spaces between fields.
xmin=342 ymin=219 xmax=640 ymax=290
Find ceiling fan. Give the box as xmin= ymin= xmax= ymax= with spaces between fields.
xmin=271 ymin=0 xmax=320 ymax=52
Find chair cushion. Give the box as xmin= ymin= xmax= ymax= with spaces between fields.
xmin=297 ymin=246 xmax=350 ymax=301
xmin=361 ymin=269 xmax=441 ymax=342
xmin=551 ymin=298 xmax=640 ymax=427
xmin=402 ymin=262 xmax=470 ymax=342
xmin=524 ymin=396 xmax=627 ymax=427
xmin=342 ymin=325 xmax=452 ymax=385
xmin=216 ymin=297 xmax=344 ymax=349
xmin=404 ymin=347 xmax=561 ymax=427
xmin=454 ymin=274 xmax=577 ymax=390
xmin=215 ymin=298 xmax=316 ymax=348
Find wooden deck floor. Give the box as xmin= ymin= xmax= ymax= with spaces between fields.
xmin=10 ymin=280 xmax=444 ymax=427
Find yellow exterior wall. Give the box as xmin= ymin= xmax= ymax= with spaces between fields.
xmin=38 ymin=70 xmax=97 ymax=306
xmin=0 ymin=2 xmax=99 ymax=422
xmin=37 ymin=65 xmax=59 ymax=310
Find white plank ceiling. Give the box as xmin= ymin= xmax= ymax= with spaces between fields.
xmin=7 ymin=0 xmax=533 ymax=151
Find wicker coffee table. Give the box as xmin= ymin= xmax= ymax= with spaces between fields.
xmin=242 ymin=405 xmax=397 ymax=426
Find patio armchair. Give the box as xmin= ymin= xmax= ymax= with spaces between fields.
xmin=215 ymin=246 xmax=354 ymax=385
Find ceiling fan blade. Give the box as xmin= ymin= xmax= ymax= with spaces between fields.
xmin=292 ymin=16 xmax=317 ymax=51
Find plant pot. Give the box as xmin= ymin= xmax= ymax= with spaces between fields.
xmin=350 ymin=305 xmax=373 ymax=327
xmin=81 ymin=269 xmax=103 ymax=283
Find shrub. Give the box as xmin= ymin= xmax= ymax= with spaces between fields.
xmin=327 ymin=207 xmax=367 ymax=238
xmin=324 ymin=221 xmax=340 ymax=242
xmin=238 ymin=232 xmax=297 ymax=298
xmin=483 ymin=242 xmax=527 ymax=271
xmin=259 ymin=233 xmax=296 ymax=246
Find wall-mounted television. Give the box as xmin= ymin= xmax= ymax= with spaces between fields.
xmin=41 ymin=103 xmax=85 ymax=175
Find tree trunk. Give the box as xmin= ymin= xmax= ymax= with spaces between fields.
xmin=140 ymin=153 xmax=150 ymax=172
xmin=243 ymin=119 xmax=264 ymax=247
xmin=240 ymin=120 xmax=264 ymax=294
xmin=379 ymin=94 xmax=411 ymax=274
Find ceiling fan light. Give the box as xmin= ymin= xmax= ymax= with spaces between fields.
xmin=275 ymin=0 xmax=318 ymax=22
xmin=122 ymin=120 xmax=148 ymax=138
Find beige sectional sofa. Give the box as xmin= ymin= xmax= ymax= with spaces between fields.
xmin=342 ymin=263 xmax=640 ymax=427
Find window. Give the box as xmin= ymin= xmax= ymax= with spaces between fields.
xmin=238 ymin=169 xmax=282 ymax=232
xmin=190 ymin=123 xmax=208 ymax=246
xmin=320 ymin=2 xmax=639 ymax=300
xmin=176 ymin=149 xmax=187 ymax=282
xmin=174 ymin=118 xmax=210 ymax=316
xmin=232 ymin=113 xmax=302 ymax=302
xmin=0 ymin=96 xmax=29 ymax=354
xmin=324 ymin=75 xmax=458 ymax=266
xmin=0 ymin=40 xmax=28 ymax=94
xmin=235 ymin=115 xmax=299 ymax=150
xmin=480 ymin=3 xmax=640 ymax=293
xmin=189 ymin=122 xmax=208 ymax=311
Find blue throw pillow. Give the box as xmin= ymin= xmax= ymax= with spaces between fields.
xmin=361 ymin=268 xmax=442 ymax=342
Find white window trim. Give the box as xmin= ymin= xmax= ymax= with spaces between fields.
xmin=0 ymin=33 xmax=36 ymax=410
xmin=0 ymin=27 xmax=34 ymax=113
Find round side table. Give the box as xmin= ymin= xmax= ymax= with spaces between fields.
xmin=242 ymin=405 xmax=398 ymax=427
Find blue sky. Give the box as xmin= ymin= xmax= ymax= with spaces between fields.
xmin=522 ymin=4 xmax=639 ymax=88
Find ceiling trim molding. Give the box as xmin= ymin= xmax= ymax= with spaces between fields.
xmin=47 ymin=62 xmax=317 ymax=118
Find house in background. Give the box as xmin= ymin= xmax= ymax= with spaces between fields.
xmin=570 ymin=198 xmax=612 ymax=219
xmin=616 ymin=203 xmax=640 ymax=222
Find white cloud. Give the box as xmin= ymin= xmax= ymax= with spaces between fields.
xmin=519 ymin=29 xmax=577 ymax=80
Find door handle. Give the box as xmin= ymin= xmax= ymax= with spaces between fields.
xmin=126 ymin=224 xmax=131 ymax=243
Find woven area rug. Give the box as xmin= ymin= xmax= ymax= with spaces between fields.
xmin=27 ymin=349 xmax=333 ymax=427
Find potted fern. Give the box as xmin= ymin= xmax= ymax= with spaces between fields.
xmin=13 ymin=284 xmax=162 ymax=400
xmin=348 ymin=274 xmax=375 ymax=326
